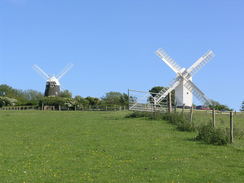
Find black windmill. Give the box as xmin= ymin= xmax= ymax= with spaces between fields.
xmin=33 ymin=64 xmax=74 ymax=97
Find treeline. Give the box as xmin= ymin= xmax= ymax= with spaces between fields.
xmin=0 ymin=84 xmax=233 ymax=111
xmin=0 ymin=84 xmax=128 ymax=109
xmin=0 ymin=85 xmax=43 ymax=106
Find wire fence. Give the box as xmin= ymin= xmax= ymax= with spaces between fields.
xmin=178 ymin=108 xmax=244 ymax=143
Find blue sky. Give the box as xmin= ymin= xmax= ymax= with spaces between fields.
xmin=0 ymin=0 xmax=243 ymax=110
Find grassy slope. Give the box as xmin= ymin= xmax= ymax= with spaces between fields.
xmin=0 ymin=111 xmax=244 ymax=183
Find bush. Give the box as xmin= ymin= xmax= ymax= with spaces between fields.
xmin=167 ymin=113 xmax=195 ymax=132
xmin=126 ymin=111 xmax=152 ymax=118
xmin=39 ymin=97 xmax=78 ymax=110
xmin=176 ymin=117 xmax=195 ymax=132
xmin=196 ymin=124 xmax=229 ymax=145
xmin=151 ymin=112 xmax=195 ymax=132
xmin=0 ymin=97 xmax=17 ymax=107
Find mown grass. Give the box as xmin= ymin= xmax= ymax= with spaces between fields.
xmin=0 ymin=111 xmax=244 ymax=182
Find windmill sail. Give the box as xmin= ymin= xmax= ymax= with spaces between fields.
xmin=57 ymin=64 xmax=74 ymax=80
xmin=154 ymin=76 xmax=182 ymax=103
xmin=33 ymin=65 xmax=50 ymax=80
xmin=184 ymin=80 xmax=212 ymax=105
xmin=186 ymin=50 xmax=214 ymax=76
xmin=156 ymin=49 xmax=182 ymax=74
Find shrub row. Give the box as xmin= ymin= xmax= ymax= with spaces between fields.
xmin=127 ymin=111 xmax=195 ymax=132
xmin=153 ymin=112 xmax=195 ymax=132
xmin=126 ymin=111 xmax=152 ymax=118
xmin=127 ymin=111 xmax=231 ymax=145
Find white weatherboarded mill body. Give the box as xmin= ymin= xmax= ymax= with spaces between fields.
xmin=174 ymin=76 xmax=193 ymax=107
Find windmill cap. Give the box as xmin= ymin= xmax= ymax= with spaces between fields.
xmin=47 ymin=76 xmax=60 ymax=85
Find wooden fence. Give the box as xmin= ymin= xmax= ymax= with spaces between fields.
xmin=181 ymin=107 xmax=235 ymax=143
xmin=0 ymin=106 xmax=40 ymax=110
xmin=0 ymin=105 xmax=128 ymax=111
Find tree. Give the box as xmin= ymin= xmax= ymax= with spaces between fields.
xmin=59 ymin=90 xmax=72 ymax=98
xmin=240 ymin=101 xmax=244 ymax=111
xmin=0 ymin=97 xmax=17 ymax=107
xmin=22 ymin=90 xmax=43 ymax=101
xmin=63 ymin=98 xmax=77 ymax=109
xmin=209 ymin=100 xmax=232 ymax=111
xmin=0 ymin=84 xmax=43 ymax=106
xmin=101 ymin=92 xmax=128 ymax=106
xmin=40 ymin=97 xmax=65 ymax=107
xmin=120 ymin=93 xmax=129 ymax=106
xmin=0 ymin=84 xmax=21 ymax=99
xmin=21 ymin=90 xmax=44 ymax=105
xmin=149 ymin=86 xmax=175 ymax=106
xmin=39 ymin=97 xmax=77 ymax=110
xmin=85 ymin=97 xmax=100 ymax=107
xmin=74 ymin=95 xmax=90 ymax=108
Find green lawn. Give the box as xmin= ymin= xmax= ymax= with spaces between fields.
xmin=0 ymin=111 xmax=244 ymax=183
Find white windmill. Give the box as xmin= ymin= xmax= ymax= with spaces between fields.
xmin=154 ymin=49 xmax=215 ymax=107
xmin=33 ymin=64 xmax=74 ymax=97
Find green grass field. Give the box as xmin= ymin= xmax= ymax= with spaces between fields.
xmin=1 ymin=110 xmax=244 ymax=183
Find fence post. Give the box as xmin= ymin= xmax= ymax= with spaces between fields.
xmin=212 ymin=109 xmax=216 ymax=128
xmin=230 ymin=111 xmax=234 ymax=143
xmin=182 ymin=104 xmax=185 ymax=114
xmin=128 ymin=89 xmax=130 ymax=110
xmin=190 ymin=106 xmax=193 ymax=123
xmin=168 ymin=92 xmax=172 ymax=113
